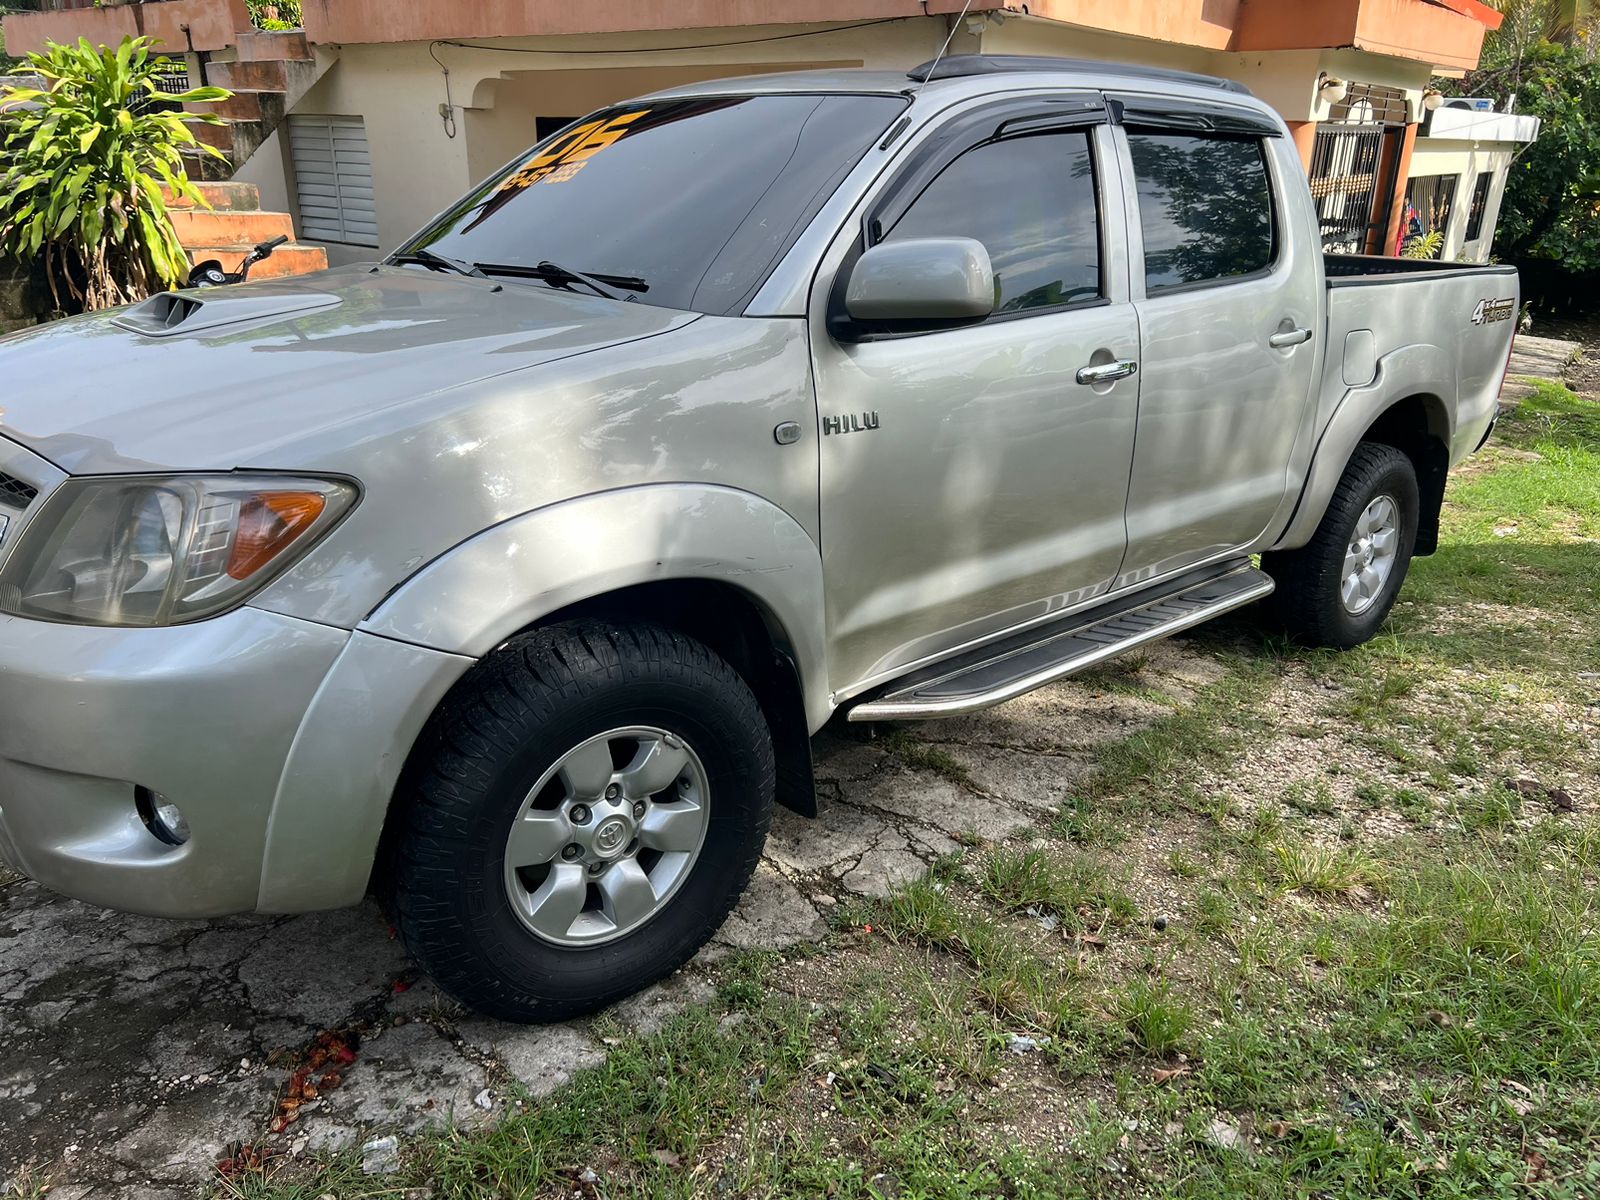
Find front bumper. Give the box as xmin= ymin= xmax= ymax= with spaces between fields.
xmin=0 ymin=606 xmax=349 ymax=916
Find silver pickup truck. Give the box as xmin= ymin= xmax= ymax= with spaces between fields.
xmin=0 ymin=56 xmax=1518 ymax=1021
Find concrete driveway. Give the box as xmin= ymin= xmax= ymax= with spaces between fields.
xmin=0 ymin=641 xmax=1220 ymax=1197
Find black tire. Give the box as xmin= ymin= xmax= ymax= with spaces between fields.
xmin=1263 ymin=442 xmax=1420 ymax=649
xmin=391 ymin=620 xmax=774 ymax=1023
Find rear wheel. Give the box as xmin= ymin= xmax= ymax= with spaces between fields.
xmin=1263 ymin=442 xmax=1420 ymax=649
xmin=391 ymin=620 xmax=774 ymax=1023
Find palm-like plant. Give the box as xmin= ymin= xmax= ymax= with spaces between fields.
xmin=1486 ymin=0 xmax=1600 ymax=73
xmin=0 ymin=37 xmax=231 ymax=311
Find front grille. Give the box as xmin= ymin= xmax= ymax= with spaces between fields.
xmin=0 ymin=471 xmax=38 ymax=510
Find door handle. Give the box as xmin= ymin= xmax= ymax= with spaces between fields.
xmin=1269 ymin=327 xmax=1314 ymax=348
xmin=1075 ymin=359 xmax=1138 ymax=386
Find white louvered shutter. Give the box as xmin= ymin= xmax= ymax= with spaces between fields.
xmin=288 ymin=114 xmax=379 ymax=246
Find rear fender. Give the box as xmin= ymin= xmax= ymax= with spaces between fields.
xmin=1271 ymin=343 xmax=1454 ymax=551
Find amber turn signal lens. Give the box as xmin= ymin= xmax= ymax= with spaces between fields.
xmin=226 ymin=491 xmax=328 ymax=580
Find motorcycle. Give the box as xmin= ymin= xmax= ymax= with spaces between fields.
xmin=186 ymin=235 xmax=290 ymax=289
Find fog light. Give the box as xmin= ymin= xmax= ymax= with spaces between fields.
xmin=136 ymin=786 xmax=191 ymax=847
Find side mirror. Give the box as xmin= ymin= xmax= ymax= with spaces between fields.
xmin=837 ymin=236 xmax=994 ymax=340
xmin=187 ymin=259 xmax=228 ymax=289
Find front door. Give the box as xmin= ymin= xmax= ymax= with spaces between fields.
xmin=1115 ymin=120 xmax=1322 ymax=587
xmin=812 ymin=118 xmax=1141 ymax=693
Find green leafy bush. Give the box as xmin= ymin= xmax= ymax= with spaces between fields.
xmin=0 ymin=37 xmax=231 ymax=311
xmin=1464 ymin=19 xmax=1600 ymax=272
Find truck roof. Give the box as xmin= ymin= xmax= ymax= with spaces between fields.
xmin=640 ymin=53 xmax=1255 ymax=104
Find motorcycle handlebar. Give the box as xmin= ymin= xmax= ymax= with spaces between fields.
xmin=257 ymin=235 xmax=290 ymax=253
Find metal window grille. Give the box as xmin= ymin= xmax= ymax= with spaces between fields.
xmin=1308 ymin=126 xmax=1392 ymax=253
xmin=131 ymin=60 xmax=190 ymax=116
xmin=1326 ymin=82 xmax=1409 ymax=127
xmin=1464 ymin=171 xmax=1494 ymax=243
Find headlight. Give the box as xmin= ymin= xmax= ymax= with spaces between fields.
xmin=0 ymin=474 xmax=357 ymax=627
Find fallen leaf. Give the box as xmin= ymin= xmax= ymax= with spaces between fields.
xmin=1525 ymin=1150 xmax=1550 ymax=1183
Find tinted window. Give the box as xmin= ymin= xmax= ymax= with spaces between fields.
xmin=1127 ymin=132 xmax=1274 ymax=292
xmin=887 ymin=131 xmax=1100 ymax=314
xmin=403 ymin=94 xmax=906 ymax=315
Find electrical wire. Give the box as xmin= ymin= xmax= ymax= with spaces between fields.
xmin=431 ymin=17 xmax=912 ymax=57
xmin=428 ymin=39 xmax=458 ymax=137
xmin=426 ymin=16 xmax=918 ymax=140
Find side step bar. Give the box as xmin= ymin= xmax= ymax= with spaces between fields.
xmin=848 ymin=561 xmax=1275 ymax=722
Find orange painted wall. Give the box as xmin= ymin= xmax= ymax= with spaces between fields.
xmin=1234 ymin=0 xmax=1489 ymax=71
xmin=301 ymin=0 xmax=993 ymax=47
xmin=1286 ymin=121 xmax=1318 ymax=172
xmin=1017 ymin=0 xmax=1240 ymax=51
xmin=966 ymin=0 xmax=1490 ymax=68
xmin=2 ymin=0 xmax=248 ymax=55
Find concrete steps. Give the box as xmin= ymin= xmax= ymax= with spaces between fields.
xmin=183 ymin=243 xmax=329 ymax=280
xmin=165 ymin=181 xmax=263 ymax=211
xmin=1499 ymin=334 xmax=1580 ymax=413
xmin=169 ymin=208 xmax=296 ymax=246
xmin=162 ymin=181 xmax=328 ymax=282
xmin=193 ymin=28 xmax=332 ymax=178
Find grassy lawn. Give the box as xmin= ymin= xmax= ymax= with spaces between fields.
xmin=232 ymin=382 xmax=1600 ymax=1199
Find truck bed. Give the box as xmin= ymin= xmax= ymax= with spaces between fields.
xmin=1319 ymin=254 xmax=1519 ymax=466
xmin=1323 ymin=253 xmax=1513 ymax=281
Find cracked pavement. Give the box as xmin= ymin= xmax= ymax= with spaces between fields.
xmin=0 ymin=640 xmax=1223 ymax=1196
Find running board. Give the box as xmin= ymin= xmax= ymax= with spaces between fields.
xmin=847 ymin=562 xmax=1275 ymax=722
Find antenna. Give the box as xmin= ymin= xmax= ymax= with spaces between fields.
xmin=915 ymin=0 xmax=978 ymax=93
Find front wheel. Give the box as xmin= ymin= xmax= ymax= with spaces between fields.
xmin=391 ymin=621 xmax=774 ymax=1023
xmin=1263 ymin=442 xmax=1420 ymax=649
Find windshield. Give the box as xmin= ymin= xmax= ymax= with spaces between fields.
xmin=398 ymin=93 xmax=908 ymax=315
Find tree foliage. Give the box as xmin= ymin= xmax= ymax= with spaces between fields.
xmin=1473 ymin=45 xmax=1600 ymax=270
xmin=0 ymin=37 xmax=230 ymax=311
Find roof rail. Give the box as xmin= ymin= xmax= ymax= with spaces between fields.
xmin=906 ymin=54 xmax=1252 ymax=96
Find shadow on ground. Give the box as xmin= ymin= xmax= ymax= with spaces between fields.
xmin=0 ymin=638 xmax=1229 ymax=1196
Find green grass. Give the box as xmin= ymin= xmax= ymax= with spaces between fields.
xmin=222 ymin=385 xmax=1600 ymax=1199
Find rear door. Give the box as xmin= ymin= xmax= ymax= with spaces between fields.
xmin=810 ymin=102 xmax=1142 ymax=692
xmin=1113 ymin=99 xmax=1322 ymax=586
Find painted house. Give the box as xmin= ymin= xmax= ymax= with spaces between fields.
xmin=3 ymin=0 xmax=1520 ymax=274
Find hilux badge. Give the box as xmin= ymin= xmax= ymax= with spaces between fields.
xmin=822 ymin=411 xmax=880 ymax=436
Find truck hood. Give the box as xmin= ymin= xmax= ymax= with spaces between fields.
xmin=0 ymin=264 xmax=698 ymax=474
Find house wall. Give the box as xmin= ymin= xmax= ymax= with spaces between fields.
xmin=251 ymin=7 xmax=1511 ymax=265
xmin=1406 ymin=140 xmax=1516 ymax=262
xmin=2 ymin=0 xmax=249 ymax=55
xmin=273 ymin=19 xmax=946 ymax=256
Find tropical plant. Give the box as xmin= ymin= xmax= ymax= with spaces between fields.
xmin=1482 ymin=0 xmax=1600 ymax=83
xmin=0 ymin=37 xmax=231 ymax=311
xmin=1402 ymin=229 xmax=1445 ymax=259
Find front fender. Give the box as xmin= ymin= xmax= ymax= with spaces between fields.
xmin=1272 ymin=342 xmax=1455 ymax=551
xmin=360 ymin=483 xmax=833 ymax=730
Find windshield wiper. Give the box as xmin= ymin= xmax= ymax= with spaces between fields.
xmin=390 ymin=247 xmax=489 ymax=280
xmin=471 ymin=260 xmax=649 ymax=301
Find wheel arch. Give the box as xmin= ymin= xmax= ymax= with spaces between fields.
xmin=262 ymin=486 xmax=829 ymax=913
xmin=1274 ymin=355 xmax=1455 ymax=557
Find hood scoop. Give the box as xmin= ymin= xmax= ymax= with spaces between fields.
xmin=113 ymin=289 xmax=343 ymax=338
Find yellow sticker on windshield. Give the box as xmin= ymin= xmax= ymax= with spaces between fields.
xmin=502 ymin=109 xmax=650 ymax=191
